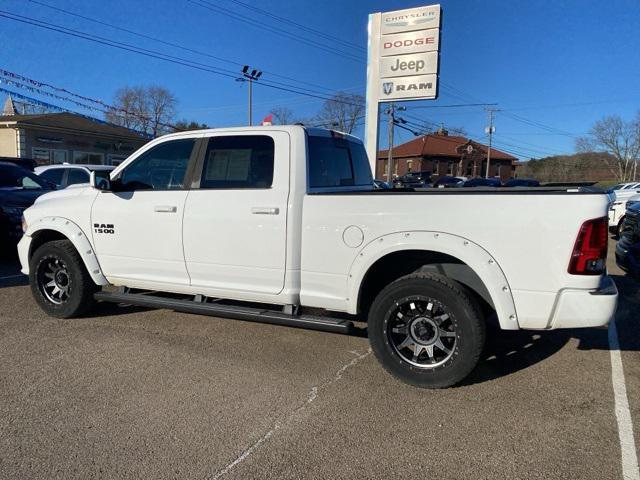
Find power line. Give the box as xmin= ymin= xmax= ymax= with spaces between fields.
xmin=187 ymin=0 xmax=363 ymax=62
xmin=0 ymin=74 xmax=179 ymax=132
xmin=0 ymin=86 xmax=156 ymax=135
xmin=500 ymin=111 xmax=577 ymax=137
xmin=408 ymin=102 xmax=498 ymax=109
xmin=222 ymin=0 xmax=367 ymax=53
xmin=25 ymin=0 xmax=343 ymax=94
xmin=0 ymin=11 xmax=364 ymax=107
xmin=495 ymin=134 xmax=566 ymax=156
xmin=0 ymin=10 xmax=353 ymax=99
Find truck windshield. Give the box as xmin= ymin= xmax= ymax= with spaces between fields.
xmin=307 ymin=135 xmax=373 ymax=190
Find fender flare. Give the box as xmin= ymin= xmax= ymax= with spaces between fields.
xmin=346 ymin=231 xmax=519 ymax=330
xmin=25 ymin=216 xmax=109 ymax=286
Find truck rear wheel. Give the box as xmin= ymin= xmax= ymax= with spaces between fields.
xmin=368 ymin=272 xmax=485 ymax=388
xmin=29 ymin=240 xmax=97 ymax=318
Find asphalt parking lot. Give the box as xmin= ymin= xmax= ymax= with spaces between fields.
xmin=0 ymin=241 xmax=638 ymax=480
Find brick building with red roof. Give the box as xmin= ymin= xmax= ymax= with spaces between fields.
xmin=377 ymin=129 xmax=518 ymax=181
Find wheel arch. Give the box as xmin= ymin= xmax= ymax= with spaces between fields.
xmin=347 ymin=231 xmax=519 ymax=330
xmin=25 ymin=217 xmax=109 ymax=286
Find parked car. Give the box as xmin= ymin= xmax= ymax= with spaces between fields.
xmin=0 ymin=161 xmax=54 ymax=248
xmin=373 ymin=179 xmax=391 ymax=189
xmin=615 ymin=201 xmax=640 ymax=279
xmin=0 ymin=156 xmax=37 ymax=171
xmin=609 ymin=191 xmax=640 ymax=236
xmin=607 ymin=182 xmax=640 ymax=194
xmin=18 ymin=126 xmax=617 ymax=389
xmin=35 ymin=164 xmax=115 ymax=189
xmin=432 ymin=175 xmax=466 ymax=188
xmin=462 ymin=177 xmax=502 ymax=187
xmin=393 ymin=171 xmax=431 ymax=188
xmin=504 ymin=178 xmax=540 ymax=187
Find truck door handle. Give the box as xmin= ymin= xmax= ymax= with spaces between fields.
xmin=154 ymin=205 xmax=177 ymax=213
xmin=251 ymin=207 xmax=279 ymax=215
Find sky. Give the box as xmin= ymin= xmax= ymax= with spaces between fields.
xmin=1 ymin=0 xmax=639 ymax=160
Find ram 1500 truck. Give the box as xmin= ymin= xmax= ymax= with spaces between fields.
xmin=18 ymin=126 xmax=618 ymax=388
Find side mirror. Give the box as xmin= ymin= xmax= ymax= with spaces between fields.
xmin=90 ymin=171 xmax=112 ymax=191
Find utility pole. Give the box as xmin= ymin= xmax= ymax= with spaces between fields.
xmin=384 ymin=103 xmax=406 ymax=184
xmin=237 ymin=66 xmax=262 ymax=126
xmin=484 ymin=107 xmax=500 ymax=178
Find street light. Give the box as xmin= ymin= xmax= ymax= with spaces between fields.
xmin=236 ymin=65 xmax=262 ymax=126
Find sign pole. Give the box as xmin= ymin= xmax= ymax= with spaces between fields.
xmin=364 ymin=13 xmax=382 ymax=178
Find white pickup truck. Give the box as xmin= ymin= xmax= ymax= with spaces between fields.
xmin=18 ymin=126 xmax=618 ymax=388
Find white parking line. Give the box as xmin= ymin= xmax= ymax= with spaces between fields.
xmin=0 ymin=274 xmax=25 ymax=280
xmin=609 ymin=318 xmax=640 ymax=480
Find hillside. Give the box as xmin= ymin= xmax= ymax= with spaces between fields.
xmin=516 ymin=152 xmax=616 ymax=183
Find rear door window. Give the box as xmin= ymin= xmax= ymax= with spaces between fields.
xmin=67 ymin=169 xmax=90 ymax=185
xmin=307 ymin=135 xmax=372 ymax=189
xmin=198 ymin=135 xmax=274 ymax=189
xmin=40 ymin=168 xmax=65 ymax=186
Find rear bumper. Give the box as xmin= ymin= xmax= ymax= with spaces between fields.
xmin=549 ymin=276 xmax=618 ymax=329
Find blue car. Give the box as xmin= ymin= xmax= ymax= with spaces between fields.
xmin=462 ymin=177 xmax=502 ymax=187
xmin=616 ymin=202 xmax=640 ymax=279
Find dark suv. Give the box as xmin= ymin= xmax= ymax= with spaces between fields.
xmin=0 ymin=162 xmax=55 ymax=249
xmin=394 ymin=171 xmax=431 ymax=188
xmin=616 ymin=202 xmax=640 ymax=279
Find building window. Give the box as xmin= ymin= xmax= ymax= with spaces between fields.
xmin=32 ymin=148 xmax=67 ymax=165
xmin=446 ymin=161 xmax=453 ymax=175
xmin=73 ymin=151 xmax=104 ymax=165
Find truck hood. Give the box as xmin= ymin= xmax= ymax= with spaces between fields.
xmin=33 ymin=185 xmax=91 ymax=206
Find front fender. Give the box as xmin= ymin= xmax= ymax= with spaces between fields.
xmin=346 ymin=231 xmax=520 ymax=330
xmin=21 ymin=216 xmax=109 ymax=286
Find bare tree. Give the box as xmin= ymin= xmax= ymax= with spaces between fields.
xmin=173 ymin=119 xmax=209 ymax=131
xmin=269 ymin=106 xmax=296 ymax=125
xmin=105 ymin=86 xmax=177 ymax=136
xmin=147 ymin=86 xmax=177 ymax=136
xmin=447 ymin=126 xmax=468 ymax=137
xmin=315 ymin=92 xmax=365 ymax=133
xmin=576 ymin=113 xmax=640 ymax=182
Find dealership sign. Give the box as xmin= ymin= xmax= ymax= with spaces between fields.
xmin=364 ymin=4 xmax=441 ymax=169
xmin=381 ymin=30 xmax=439 ymax=56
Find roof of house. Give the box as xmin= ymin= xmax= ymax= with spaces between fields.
xmin=0 ymin=112 xmax=146 ymax=140
xmin=378 ymin=133 xmax=517 ymax=161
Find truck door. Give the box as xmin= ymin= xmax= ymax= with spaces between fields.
xmin=182 ymin=132 xmax=289 ymax=295
xmin=91 ymin=138 xmax=199 ymax=286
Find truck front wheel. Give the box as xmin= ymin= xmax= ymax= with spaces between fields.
xmin=29 ymin=240 xmax=97 ymax=318
xmin=368 ymin=272 xmax=485 ymax=388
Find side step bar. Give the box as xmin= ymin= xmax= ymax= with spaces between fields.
xmin=94 ymin=291 xmax=355 ymax=334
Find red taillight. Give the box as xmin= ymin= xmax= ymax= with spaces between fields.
xmin=568 ymin=217 xmax=608 ymax=275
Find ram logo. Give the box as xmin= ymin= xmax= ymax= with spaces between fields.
xmin=383 ymin=82 xmax=394 ymax=95
xmin=93 ymin=223 xmax=115 ymax=234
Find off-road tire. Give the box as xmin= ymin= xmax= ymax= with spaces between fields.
xmin=29 ymin=240 xmax=98 ymax=318
xmin=368 ymin=272 xmax=485 ymax=389
xmin=617 ymin=217 xmax=626 ymax=239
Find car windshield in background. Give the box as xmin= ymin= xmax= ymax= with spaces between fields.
xmin=0 ymin=164 xmax=52 ymax=190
